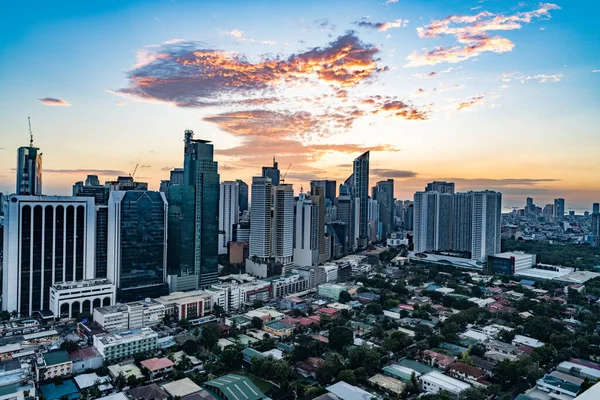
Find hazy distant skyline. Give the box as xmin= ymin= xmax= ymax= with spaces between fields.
xmin=1 ymin=0 xmax=599 ymax=211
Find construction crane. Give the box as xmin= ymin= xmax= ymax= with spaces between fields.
xmin=130 ymin=163 xmax=139 ymax=179
xmin=28 ymin=117 xmax=34 ymax=147
xmin=280 ymin=163 xmax=292 ymax=184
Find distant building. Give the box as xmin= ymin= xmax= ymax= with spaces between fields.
xmin=36 ymin=350 xmax=72 ymax=381
xmin=272 ymin=184 xmax=294 ymax=269
xmin=294 ymin=193 xmax=319 ymax=267
xmin=373 ymin=179 xmax=395 ymax=239
xmin=425 ymin=181 xmax=455 ymax=195
xmin=353 ymin=151 xmax=370 ymax=249
xmin=236 ymin=179 xmax=249 ymax=213
xmin=218 ymin=181 xmax=239 ymax=255
xmin=554 ymin=198 xmax=565 ymax=218
xmin=154 ymin=290 xmax=213 ymax=319
xmin=419 ymin=371 xmax=470 ymax=399
xmin=16 ymin=136 xmax=43 ymax=196
xmin=93 ymin=299 xmax=165 ymax=332
xmin=262 ymin=158 xmax=280 ymax=187
xmin=249 ymin=177 xmax=272 ymax=263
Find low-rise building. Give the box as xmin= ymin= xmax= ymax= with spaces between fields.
xmin=204 ymin=374 xmax=268 ymax=400
xmin=93 ymin=327 xmax=158 ymax=363
xmin=419 ymin=371 xmax=471 ymax=400
xmin=107 ymin=362 xmax=144 ymax=381
xmin=93 ymin=299 xmax=165 ymax=332
xmin=155 ymin=291 xmax=213 ymax=319
xmin=512 ymin=335 xmax=544 ymax=349
xmin=263 ymin=321 xmax=293 ymax=337
xmin=49 ymin=279 xmax=116 ymax=319
xmin=36 ymin=350 xmax=72 ymax=381
xmin=280 ymin=297 xmax=307 ymax=311
xmin=317 ymin=283 xmax=348 ymax=300
xmin=69 ymin=347 xmax=104 ymax=373
xmin=269 ymin=274 xmax=310 ymax=299
xmin=139 ymin=357 xmax=174 ymax=379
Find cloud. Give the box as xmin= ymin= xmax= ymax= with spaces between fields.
xmin=371 ymin=169 xmax=417 ymax=178
xmin=44 ymin=169 xmax=126 ymax=175
xmin=38 ymin=97 xmax=71 ymax=106
xmin=355 ymin=18 xmax=409 ymax=31
xmin=500 ymin=71 xmax=563 ymax=83
xmin=115 ymin=101 xmax=126 ymax=106
xmin=406 ymin=3 xmax=560 ymax=66
xmin=373 ymin=100 xmax=430 ymax=120
xmin=593 ymin=70 xmax=600 ymax=73
xmin=385 ymin=0 xmax=399 ymax=4
xmin=314 ymin=18 xmax=336 ymax=32
xmin=441 ymin=177 xmax=560 ymax=187
xmin=113 ymin=33 xmax=383 ymax=107
xmin=217 ymin=28 xmax=276 ymax=45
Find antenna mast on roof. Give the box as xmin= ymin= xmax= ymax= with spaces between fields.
xmin=28 ymin=117 xmax=33 ymax=147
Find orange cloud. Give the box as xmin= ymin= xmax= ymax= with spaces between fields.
xmin=406 ymin=3 xmax=560 ymax=66
xmin=457 ymin=93 xmax=486 ymax=110
xmin=38 ymin=97 xmax=71 ymax=106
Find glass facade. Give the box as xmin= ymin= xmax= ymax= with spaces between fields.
xmin=119 ymin=191 xmax=166 ymax=291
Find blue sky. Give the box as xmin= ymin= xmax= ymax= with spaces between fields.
xmin=1 ymin=0 xmax=599 ymax=211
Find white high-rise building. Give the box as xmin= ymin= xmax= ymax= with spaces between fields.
xmin=272 ymin=184 xmax=294 ymax=268
xmin=293 ymin=193 xmax=318 ymax=267
xmin=413 ymin=191 xmax=452 ymax=253
xmin=249 ymin=177 xmax=272 ymax=261
xmin=3 ymin=196 xmax=97 ymax=316
xmin=471 ymin=191 xmax=502 ymax=262
xmin=218 ymin=181 xmax=239 ymax=255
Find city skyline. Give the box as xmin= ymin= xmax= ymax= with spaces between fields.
xmin=1 ymin=0 xmax=599 ymax=211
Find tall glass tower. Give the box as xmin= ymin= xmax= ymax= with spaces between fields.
xmin=353 ymin=151 xmax=369 ymax=248
xmin=167 ymin=130 xmax=220 ymax=290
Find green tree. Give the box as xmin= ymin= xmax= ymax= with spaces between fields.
xmin=178 ymin=318 xmax=191 ymax=330
xmin=251 ymin=317 xmax=263 ymax=330
xmin=182 ymin=339 xmax=198 ymax=356
xmin=338 ymin=291 xmax=352 ymax=303
xmin=201 ymin=324 xmax=222 ymax=350
xmin=220 ymin=346 xmax=242 ymax=369
xmin=115 ymin=372 xmax=126 ymax=390
xmin=337 ymin=369 xmax=357 ymax=385
xmin=252 ymin=300 xmax=264 ymax=309
xmin=60 ymin=340 xmax=79 ymax=351
xmin=328 ymin=326 xmax=354 ymax=352
xmin=364 ymin=302 xmax=383 ymax=315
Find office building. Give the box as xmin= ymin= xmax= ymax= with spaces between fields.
xmin=594 ymin=203 xmax=600 ymax=214
xmin=93 ymin=327 xmax=159 ymax=363
xmin=413 ymin=191 xmax=452 ymax=253
xmin=373 ymin=179 xmax=394 ymax=239
xmin=452 ymin=192 xmax=472 ymax=253
xmin=336 ymin=185 xmax=354 ymax=252
xmin=3 ymin=195 xmax=96 ymax=316
xmin=16 ymin=132 xmax=42 ymax=196
xmin=107 ymin=191 xmax=169 ymax=302
xmin=352 ymin=151 xmax=370 ymax=248
xmin=272 ymin=184 xmax=294 ymax=268
xmin=50 ymin=279 xmax=115 ymax=319
xmin=237 ymin=179 xmax=249 ymax=213
xmin=554 ymin=198 xmax=565 ymax=218
xmin=488 ymin=252 xmax=536 ymax=275
xmin=93 ymin=299 xmax=165 ymax=332
xmin=262 ymin=158 xmax=280 ymax=186
xmin=219 ymin=181 xmax=240 ymax=255
xmin=293 ymin=193 xmax=319 ymax=267
xmin=593 ymin=207 xmax=600 ymax=238
xmin=368 ymin=198 xmax=381 ymax=242
xmin=311 ymin=185 xmax=327 ymax=263
xmin=167 ymin=131 xmax=220 ymax=290
xmin=310 ymin=180 xmax=337 ymax=204
xmin=249 ymin=177 xmax=273 ymax=262
xmin=425 ymin=181 xmax=455 ymax=195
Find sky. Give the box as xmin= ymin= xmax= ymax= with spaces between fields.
xmin=1 ymin=0 xmax=599 ymax=212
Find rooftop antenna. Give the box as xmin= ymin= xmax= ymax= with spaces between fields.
xmin=28 ymin=117 xmax=33 ymax=147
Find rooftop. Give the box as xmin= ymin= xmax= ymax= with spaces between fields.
xmin=420 ymin=371 xmax=471 ymax=393
xmin=162 ymin=378 xmax=203 ymax=398
xmin=326 ymin=381 xmax=377 ymax=400
xmin=204 ymin=374 xmax=266 ymax=400
xmin=43 ymin=350 xmax=71 ymax=366
xmin=128 ymin=383 xmax=169 ymax=400
xmin=96 ymin=327 xmax=158 ymax=346
xmin=264 ymin=321 xmax=293 ymax=331
xmin=140 ymin=357 xmax=174 ymax=372
xmin=39 ymin=380 xmax=80 ymax=400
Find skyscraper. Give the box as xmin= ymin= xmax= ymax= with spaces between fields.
xmin=425 ymin=181 xmax=455 ymax=194
xmin=470 ymin=191 xmax=502 ymax=262
xmin=107 ymin=191 xmax=169 ymax=301
xmin=294 ymin=193 xmax=319 ymax=267
xmin=271 ymin=184 xmax=294 ymax=269
xmin=553 ymin=198 xmax=565 ymax=218
xmin=336 ymin=183 xmax=354 ymax=252
xmin=16 ymin=137 xmax=42 ymax=196
xmin=373 ymin=179 xmax=394 ymax=239
xmin=413 ymin=191 xmax=453 ymax=253
xmin=3 ymin=195 xmax=96 ymax=316
xmin=311 ymin=185 xmax=327 ymax=263
xmin=262 ymin=158 xmax=280 ymax=186
xmin=310 ymin=180 xmax=337 ymax=204
xmin=219 ymin=181 xmax=239 ymax=255
xmin=353 ymin=151 xmax=369 ymax=248
xmin=453 ymin=192 xmax=473 ymax=253
xmin=249 ymin=177 xmax=273 ymax=261
xmin=236 ymin=179 xmax=249 ymax=213
xmin=594 ymin=203 xmax=600 ymax=214
xmin=592 ymin=203 xmax=600 ymax=238
xmin=167 ymin=131 xmax=220 ymax=290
